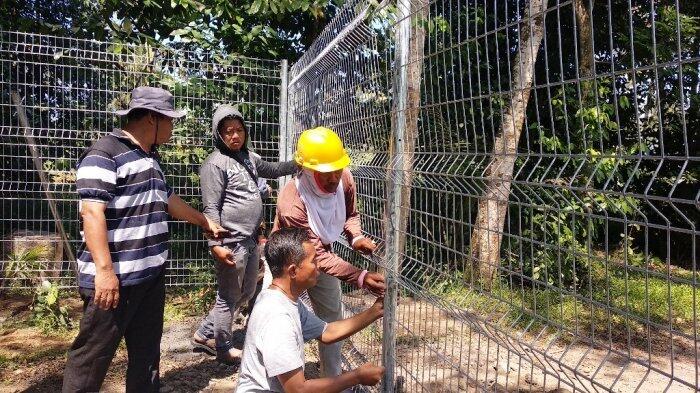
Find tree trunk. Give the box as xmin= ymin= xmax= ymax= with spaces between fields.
xmin=574 ymin=0 xmax=595 ymax=104
xmin=385 ymin=0 xmax=426 ymax=261
xmin=395 ymin=4 xmax=426 ymax=254
xmin=470 ymin=0 xmax=549 ymax=287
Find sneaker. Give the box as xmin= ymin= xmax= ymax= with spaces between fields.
xmin=192 ymin=331 xmax=216 ymax=356
xmin=216 ymin=347 xmax=243 ymax=365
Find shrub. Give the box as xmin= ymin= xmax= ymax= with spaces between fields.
xmin=31 ymin=280 xmax=72 ymax=332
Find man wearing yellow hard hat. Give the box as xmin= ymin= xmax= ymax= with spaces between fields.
xmin=272 ymin=127 xmax=386 ymax=379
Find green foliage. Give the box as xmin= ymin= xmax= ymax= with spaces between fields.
xmin=621 ymin=5 xmax=700 ymax=64
xmin=42 ymin=159 xmax=77 ymax=184
xmin=185 ymin=259 xmax=216 ymax=286
xmin=166 ymin=285 xmax=216 ymax=320
xmin=433 ymin=256 xmax=697 ymax=342
xmin=4 ymin=246 xmax=47 ymax=287
xmin=1 ymin=0 xmax=343 ymax=60
xmin=164 ymin=286 xmax=217 ymax=322
xmin=188 ymin=286 xmax=217 ymax=315
xmin=415 ymin=15 xmax=449 ymax=34
xmin=408 ymin=1 xmax=700 ymax=289
xmin=31 ymin=281 xmax=72 ymax=332
xmin=0 ymin=353 xmax=9 ymax=368
xmin=518 ymin=209 xmax=590 ymax=289
xmin=507 ymin=79 xmax=639 ymax=289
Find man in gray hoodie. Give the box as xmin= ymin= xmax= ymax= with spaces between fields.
xmin=193 ymin=104 xmax=298 ymax=364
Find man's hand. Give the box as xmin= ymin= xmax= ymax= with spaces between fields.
xmin=211 ymin=246 xmax=235 ymax=266
xmin=363 ymin=272 xmax=386 ymax=296
xmin=94 ymin=268 xmax=120 ymax=310
xmin=369 ymin=297 xmax=384 ymax=319
xmin=202 ymin=215 xmax=230 ymax=240
xmin=354 ymin=363 xmax=385 ymax=386
xmin=352 ymin=237 xmax=376 ymax=255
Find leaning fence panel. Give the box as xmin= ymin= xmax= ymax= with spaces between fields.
xmin=0 ymin=31 xmax=284 ymax=289
xmin=288 ymin=0 xmax=699 ymax=391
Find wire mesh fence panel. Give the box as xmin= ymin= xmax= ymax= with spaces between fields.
xmin=286 ymin=1 xmax=397 ymax=388
xmin=0 ymin=30 xmax=285 ymax=289
xmin=287 ymin=0 xmax=699 ymax=391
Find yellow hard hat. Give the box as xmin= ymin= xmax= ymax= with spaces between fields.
xmin=294 ymin=127 xmax=351 ymax=172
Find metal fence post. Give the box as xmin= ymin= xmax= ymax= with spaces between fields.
xmin=278 ymin=59 xmax=292 ymax=187
xmin=383 ymin=0 xmax=412 ymax=390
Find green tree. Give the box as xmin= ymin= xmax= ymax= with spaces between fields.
xmin=0 ymin=0 xmax=342 ymax=60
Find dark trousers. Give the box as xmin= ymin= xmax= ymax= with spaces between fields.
xmin=62 ymin=272 xmax=165 ymax=393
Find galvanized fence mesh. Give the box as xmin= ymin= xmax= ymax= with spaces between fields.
xmin=287 ymin=0 xmax=698 ymax=391
xmin=285 ymin=0 xmax=396 ymax=382
xmin=0 ymin=31 xmax=285 ymax=289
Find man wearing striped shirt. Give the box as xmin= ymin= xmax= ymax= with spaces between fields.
xmin=62 ymin=87 xmax=228 ymax=393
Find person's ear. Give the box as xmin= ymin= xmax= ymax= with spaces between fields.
xmin=287 ymin=263 xmax=298 ymax=279
xmin=147 ymin=111 xmax=156 ymax=125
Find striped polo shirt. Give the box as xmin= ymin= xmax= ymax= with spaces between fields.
xmin=75 ymin=128 xmax=173 ymax=288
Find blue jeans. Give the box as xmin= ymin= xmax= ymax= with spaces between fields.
xmin=196 ymin=238 xmax=259 ymax=353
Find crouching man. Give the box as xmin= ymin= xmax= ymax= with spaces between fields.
xmin=236 ymin=228 xmax=384 ymax=393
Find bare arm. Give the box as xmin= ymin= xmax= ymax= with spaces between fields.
xmin=278 ymin=364 xmax=384 ymax=393
xmin=320 ymin=297 xmax=383 ymax=344
xmin=168 ymin=193 xmax=207 ymax=226
xmin=167 ymin=193 xmax=229 ymax=238
xmin=81 ymin=201 xmax=119 ymax=310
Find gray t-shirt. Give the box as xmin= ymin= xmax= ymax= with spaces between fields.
xmin=236 ymin=289 xmax=327 ymax=393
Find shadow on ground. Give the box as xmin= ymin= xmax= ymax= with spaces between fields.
xmin=18 ymin=356 xmax=239 ymax=393
xmin=18 ymin=357 xmax=127 ymax=393
xmin=159 ymin=358 xmax=239 ymax=392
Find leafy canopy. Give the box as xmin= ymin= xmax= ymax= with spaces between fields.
xmin=0 ymin=0 xmax=343 ymax=60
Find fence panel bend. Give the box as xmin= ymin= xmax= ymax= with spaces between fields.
xmin=286 ymin=0 xmax=699 ymax=391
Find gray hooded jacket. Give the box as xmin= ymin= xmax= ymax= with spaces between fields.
xmin=201 ymin=104 xmax=297 ymax=246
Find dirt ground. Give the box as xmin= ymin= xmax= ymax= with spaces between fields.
xmin=0 ymin=291 xmax=320 ymax=393
xmin=2 ymin=290 xmax=697 ymax=392
xmin=341 ymin=291 xmax=699 ymax=393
